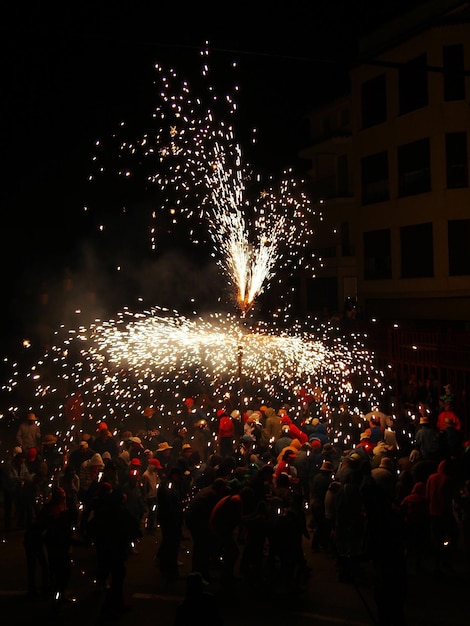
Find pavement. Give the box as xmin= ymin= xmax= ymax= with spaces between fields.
xmin=0 ymin=515 xmax=469 ymax=626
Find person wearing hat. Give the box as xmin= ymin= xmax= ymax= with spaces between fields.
xmin=176 ymin=442 xmax=198 ymax=499
xmin=279 ymin=413 xmax=309 ymax=446
xmin=413 ymin=411 xmax=440 ymax=462
xmin=32 ymin=486 xmax=76 ymax=605
xmin=170 ymin=424 xmax=190 ymax=462
xmin=66 ymin=438 xmax=95 ymax=474
xmin=310 ymin=460 xmax=334 ymax=552
xmin=156 ymin=466 xmax=185 ymax=583
xmin=120 ymin=458 xmax=146 ymax=546
xmin=42 ymin=434 xmax=63 ymax=480
xmin=128 ymin=435 xmax=147 ymax=470
xmin=192 ymin=417 xmax=214 ymax=464
xmin=24 ymin=446 xmax=43 ymax=476
xmin=155 ymin=440 xmax=175 ymax=479
xmin=371 ymin=456 xmax=397 ymax=502
xmin=270 ymin=419 xmax=292 ymax=455
xmin=78 ymin=452 xmax=105 ymax=505
xmin=263 ymin=407 xmax=283 ymax=443
xmin=217 ymin=409 xmax=235 ymax=459
xmin=92 ymin=421 xmax=119 ymax=462
xmin=436 ymin=399 xmax=461 ymax=433
xmin=16 ymin=412 xmax=42 ymax=454
xmin=181 ymin=396 xmax=208 ymax=435
xmin=142 ymin=457 xmax=162 ymax=534
xmin=273 ymin=448 xmax=299 ymax=489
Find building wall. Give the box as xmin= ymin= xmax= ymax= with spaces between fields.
xmin=301 ymin=8 xmax=470 ymax=327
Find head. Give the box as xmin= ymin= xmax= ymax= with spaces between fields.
xmin=14 ymin=452 xmax=26 ymax=465
xmin=27 ymin=447 xmax=37 ymax=462
xmin=42 ymin=434 xmax=58 ymax=447
xmin=157 ymin=441 xmax=173 ymax=455
xmin=182 ymin=443 xmax=192 ymax=455
xmin=89 ymin=453 xmax=105 ymax=477
xmin=97 ymin=422 xmax=109 ymax=436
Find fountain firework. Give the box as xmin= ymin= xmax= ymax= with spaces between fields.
xmin=0 ymin=45 xmax=387 ymax=440
xmin=87 ymin=43 xmax=320 ymax=317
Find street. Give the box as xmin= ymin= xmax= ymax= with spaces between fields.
xmin=1 ymin=516 xmax=469 ymax=626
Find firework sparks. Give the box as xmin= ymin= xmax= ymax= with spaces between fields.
xmin=87 ymin=44 xmax=320 ymax=316
xmin=1 ymin=308 xmax=386 ymax=439
xmin=0 ymin=47 xmax=387 ymax=451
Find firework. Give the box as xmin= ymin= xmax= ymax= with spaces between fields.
xmin=0 ymin=47 xmax=386 ymax=449
xmin=87 ymin=44 xmax=320 ymax=316
xmin=1 ymin=308 xmax=386 ymax=438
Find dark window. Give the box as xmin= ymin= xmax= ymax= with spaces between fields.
xmin=337 ymin=155 xmax=349 ymax=196
xmin=400 ymin=222 xmax=433 ymax=278
xmin=398 ymin=138 xmax=431 ymax=196
xmin=341 ymin=221 xmax=353 ymax=256
xmin=443 ymin=44 xmax=465 ymax=102
xmin=363 ymin=229 xmax=392 ymax=280
xmin=361 ymin=151 xmax=389 ymax=204
xmin=399 ymin=54 xmax=428 ymax=114
xmin=361 ymin=74 xmax=387 ymax=128
xmin=306 ymin=276 xmax=338 ymax=312
xmin=446 ymin=132 xmax=468 ymax=189
xmin=448 ymin=219 xmax=470 ymax=275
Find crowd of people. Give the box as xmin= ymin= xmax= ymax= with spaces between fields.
xmin=1 ymin=390 xmax=470 ymax=624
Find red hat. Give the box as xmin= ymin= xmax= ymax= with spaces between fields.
xmin=97 ymin=421 xmax=108 ymax=431
xmin=217 ymin=409 xmax=226 ymax=417
xmin=184 ymin=398 xmax=194 ymax=407
xmin=148 ymin=458 xmax=162 ymax=469
xmin=130 ymin=457 xmax=141 ymax=467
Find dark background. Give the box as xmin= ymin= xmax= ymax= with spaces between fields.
xmin=0 ymin=1 xmax=426 ymax=344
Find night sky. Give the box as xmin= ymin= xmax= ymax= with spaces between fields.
xmin=1 ymin=1 xmax=426 ymax=341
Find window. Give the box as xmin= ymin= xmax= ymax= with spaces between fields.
xmin=448 ymin=219 xmax=470 ymax=275
xmin=443 ymin=44 xmax=465 ymax=102
xmin=306 ymin=276 xmax=338 ymax=312
xmin=341 ymin=221 xmax=353 ymax=256
xmin=446 ymin=132 xmax=468 ymax=189
xmin=337 ymin=155 xmax=350 ymax=197
xmin=361 ymin=151 xmax=389 ymax=204
xmin=361 ymin=74 xmax=387 ymax=128
xmin=363 ymin=229 xmax=392 ymax=280
xmin=400 ymin=223 xmax=433 ymax=278
xmin=399 ymin=54 xmax=428 ymax=114
xmin=398 ymin=138 xmax=431 ymax=196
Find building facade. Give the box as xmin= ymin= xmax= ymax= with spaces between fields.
xmin=299 ymin=0 xmax=470 ymax=330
